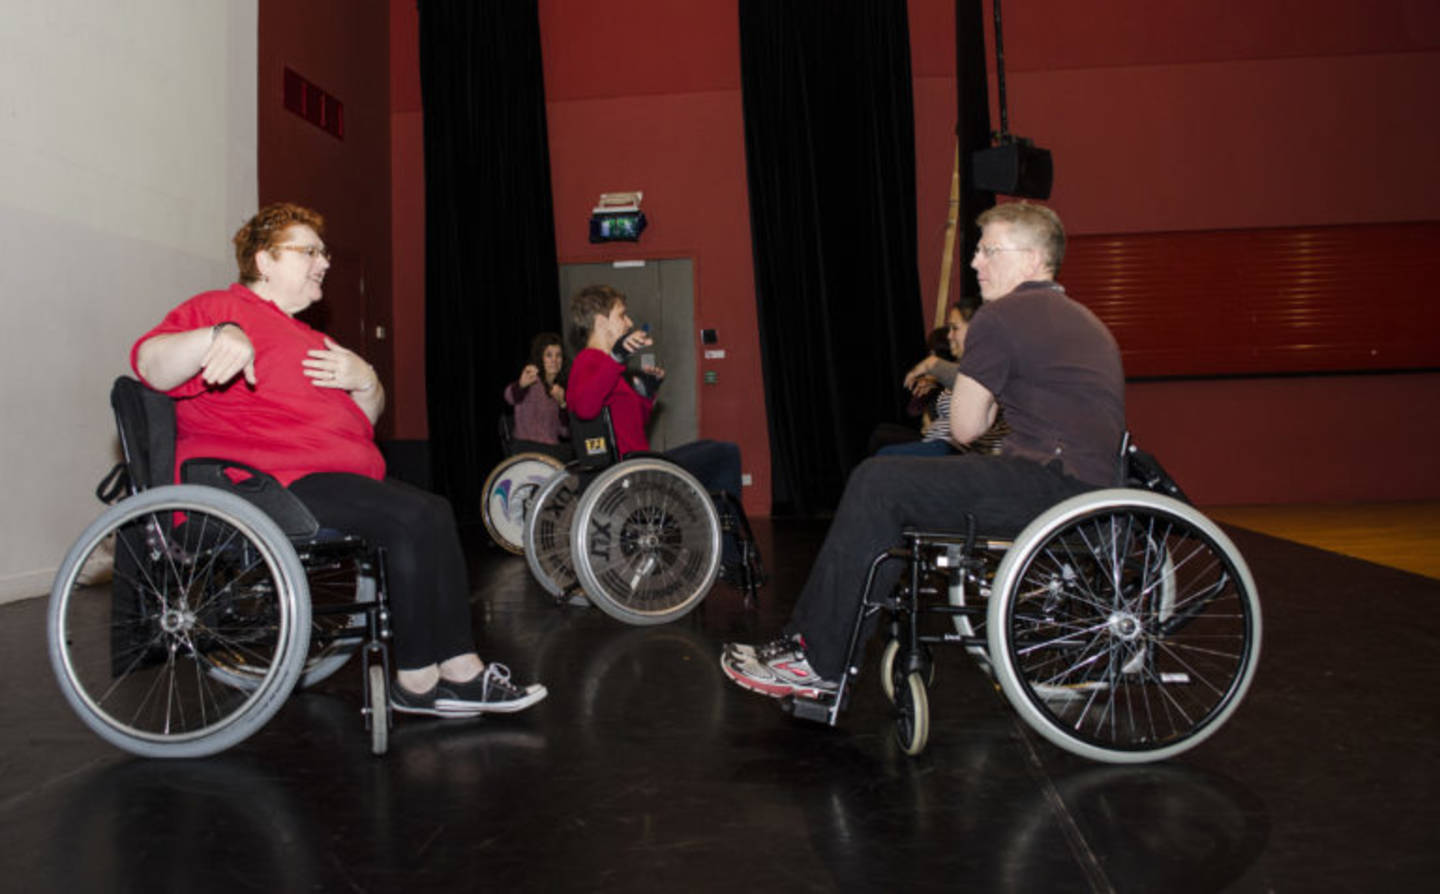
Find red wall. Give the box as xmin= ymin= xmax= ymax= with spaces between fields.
xmin=381 ymin=0 xmax=1440 ymax=509
xmin=907 ymin=0 xmax=1440 ymax=504
xmin=538 ymin=2 xmax=767 ymax=516
xmin=258 ymin=0 xmax=395 ymax=437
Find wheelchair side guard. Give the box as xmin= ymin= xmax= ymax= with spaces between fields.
xmin=181 ymin=457 xmax=320 ymax=538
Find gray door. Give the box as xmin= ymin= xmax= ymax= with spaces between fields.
xmin=558 ymin=260 xmax=696 ymax=452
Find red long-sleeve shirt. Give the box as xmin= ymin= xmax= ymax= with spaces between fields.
xmin=566 ymin=347 xmax=653 ymax=457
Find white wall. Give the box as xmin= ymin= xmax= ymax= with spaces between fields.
xmin=0 ymin=0 xmax=258 ymax=602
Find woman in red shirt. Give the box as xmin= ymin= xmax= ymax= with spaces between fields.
xmin=132 ymin=202 xmax=545 ymax=718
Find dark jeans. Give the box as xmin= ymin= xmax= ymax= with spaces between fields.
xmin=876 ymin=438 xmax=954 ymax=457
xmin=665 ymin=439 xmax=743 ymax=500
xmin=665 ymin=439 xmax=744 ymax=564
xmin=785 ymin=454 xmax=1096 ymax=680
xmin=288 ymin=474 xmax=476 ymax=670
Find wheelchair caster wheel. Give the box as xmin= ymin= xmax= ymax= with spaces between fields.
xmin=368 ymin=663 xmax=389 ymax=756
xmin=879 ymin=639 xmax=935 ymax=703
xmin=894 ymin=671 xmax=930 ymax=756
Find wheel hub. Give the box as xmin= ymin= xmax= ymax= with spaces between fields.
xmin=160 ymin=607 xmax=196 ymax=635
xmin=1107 ymin=611 xmax=1142 ymax=641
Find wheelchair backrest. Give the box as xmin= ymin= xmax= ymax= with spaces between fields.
xmin=1116 ymin=432 xmax=1191 ymax=504
xmin=569 ymin=407 xmax=620 ymax=468
xmin=110 ymin=376 xmax=177 ymax=495
xmin=498 ymin=411 xmax=515 ymax=457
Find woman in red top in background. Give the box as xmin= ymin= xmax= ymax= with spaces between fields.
xmin=132 ymin=202 xmax=545 ymax=719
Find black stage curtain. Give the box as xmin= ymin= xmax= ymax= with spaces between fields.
xmin=418 ymin=0 xmax=561 ymax=522
xmin=739 ymin=0 xmax=926 ymax=516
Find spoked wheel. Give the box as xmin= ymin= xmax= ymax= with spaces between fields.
xmin=206 ymin=539 xmax=376 ymax=691
xmin=894 ymin=671 xmax=930 ymax=756
xmin=570 ymin=459 xmax=721 ymax=625
xmin=523 ymin=468 xmax=584 ymax=600
xmin=482 ymin=452 xmax=565 ymax=554
xmin=48 ymin=486 xmax=311 ymax=758
xmin=988 ymin=490 xmax=1262 ymax=763
xmin=368 ymin=663 xmax=389 ymax=756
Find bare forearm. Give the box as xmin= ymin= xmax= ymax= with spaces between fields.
xmin=948 ymin=375 xmax=997 ymax=444
xmin=134 ymin=329 xmax=214 ymax=390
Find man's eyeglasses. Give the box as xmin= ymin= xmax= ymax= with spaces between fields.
xmin=973 ymin=244 xmax=1034 ymax=259
xmin=277 ymin=243 xmax=331 ymax=260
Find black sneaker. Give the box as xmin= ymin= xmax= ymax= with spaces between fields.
xmin=434 ymin=663 xmax=547 ymax=714
xmin=390 ymin=682 xmax=480 ymax=718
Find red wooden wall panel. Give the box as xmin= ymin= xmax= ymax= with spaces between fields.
xmin=1064 ymin=222 xmax=1440 ymax=377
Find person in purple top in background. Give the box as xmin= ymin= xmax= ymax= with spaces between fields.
xmin=503 ymin=331 xmax=572 ymax=462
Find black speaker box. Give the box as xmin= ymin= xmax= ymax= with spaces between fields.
xmin=970 ymin=143 xmax=1053 ymax=199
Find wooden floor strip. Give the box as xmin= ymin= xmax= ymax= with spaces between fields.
xmin=1204 ymin=502 xmax=1440 ymax=580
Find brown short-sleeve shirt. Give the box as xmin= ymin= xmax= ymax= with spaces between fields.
xmin=955 ymin=281 xmax=1125 ymax=486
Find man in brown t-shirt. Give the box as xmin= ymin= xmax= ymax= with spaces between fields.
xmin=723 ymin=202 xmax=1127 ymax=699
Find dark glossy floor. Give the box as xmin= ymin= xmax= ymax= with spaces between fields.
xmin=2 ymin=518 xmax=1436 ymax=892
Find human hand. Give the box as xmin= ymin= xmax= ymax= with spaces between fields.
xmin=303 ymin=337 xmax=377 ymax=392
xmin=902 ymin=356 xmax=938 ymax=390
xmin=641 ymin=364 xmax=665 ymax=381
xmin=518 ymin=364 xmax=540 ymax=388
xmin=200 ymin=323 xmax=257 ymax=386
xmin=548 ymin=382 xmax=566 ymax=406
xmin=909 ymin=376 xmax=938 ymax=398
xmin=611 ymin=327 xmax=653 ymax=362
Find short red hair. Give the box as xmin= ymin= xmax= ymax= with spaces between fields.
xmin=233 ymin=202 xmax=325 ymax=284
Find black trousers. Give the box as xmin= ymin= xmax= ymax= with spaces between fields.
xmin=784 ymin=454 xmax=1096 ymax=679
xmin=289 ymin=474 xmax=476 ymax=670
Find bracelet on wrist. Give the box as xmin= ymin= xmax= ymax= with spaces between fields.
xmin=211 ymin=321 xmax=241 ymax=341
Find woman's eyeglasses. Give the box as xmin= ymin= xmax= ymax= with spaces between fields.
xmin=277 ymin=243 xmax=331 ymax=260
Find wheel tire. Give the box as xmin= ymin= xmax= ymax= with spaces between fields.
xmin=48 ymin=486 xmax=311 ymax=758
xmin=570 ymin=459 xmax=722 ymax=625
xmin=482 ymin=453 xmax=565 ymax=554
xmin=880 ymin=639 xmax=934 ymax=703
xmin=894 ymin=671 xmax=930 ymax=756
xmin=880 ymin=639 xmax=900 ymax=703
xmin=523 ymin=468 xmax=583 ymax=598
xmin=369 ymin=663 xmax=389 ymax=756
xmin=987 ymin=489 xmax=1262 ymax=764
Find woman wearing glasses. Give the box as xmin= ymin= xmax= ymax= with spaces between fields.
xmin=131 ymin=202 xmax=546 ymax=719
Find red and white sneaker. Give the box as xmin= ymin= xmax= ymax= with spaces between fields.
xmin=720 ymin=637 xmax=838 ymax=699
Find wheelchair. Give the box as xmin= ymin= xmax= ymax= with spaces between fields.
xmin=522 ymin=409 xmax=764 ymax=625
xmin=47 ymin=377 xmax=394 ymax=759
xmin=786 ymin=436 xmax=1263 ymax=764
xmin=481 ymin=450 xmax=565 ymax=554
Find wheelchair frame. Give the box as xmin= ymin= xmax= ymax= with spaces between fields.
xmin=47 ymin=377 xmax=395 ymax=759
xmin=786 ymin=442 xmax=1263 ymax=764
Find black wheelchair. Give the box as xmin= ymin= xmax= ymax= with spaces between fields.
xmin=786 ymin=436 xmax=1263 ymax=763
xmin=47 ymin=377 xmax=394 ymax=758
xmin=521 ymin=409 xmax=764 ymax=625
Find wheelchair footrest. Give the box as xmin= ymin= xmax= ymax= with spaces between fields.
xmin=782 ymin=693 xmax=841 ymax=726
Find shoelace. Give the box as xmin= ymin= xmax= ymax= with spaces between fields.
xmin=755 ymin=635 xmax=802 ymax=662
xmin=481 ymin=662 xmax=518 ymax=697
